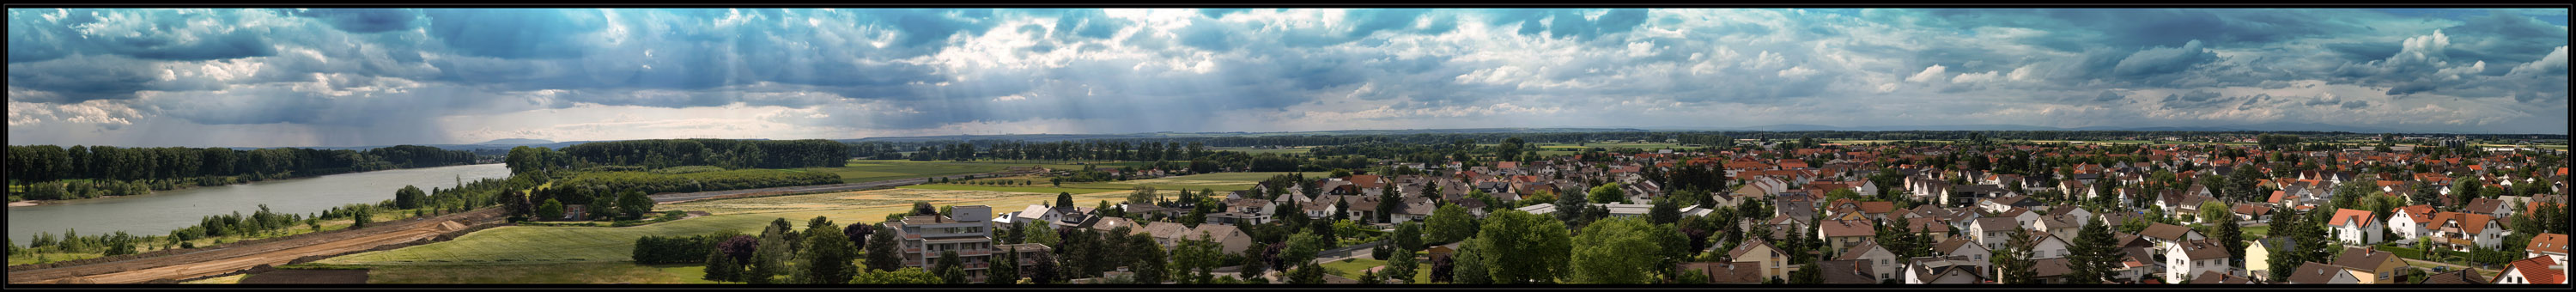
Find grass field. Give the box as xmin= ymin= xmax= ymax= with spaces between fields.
xmin=1211 ymin=146 xmax=1313 ymax=155
xmin=365 ymin=262 xmax=721 ymax=283
xmin=900 ymin=184 xmax=1127 ymax=195
xmin=1319 ymin=253 xmax=1432 ymax=283
xmin=2243 ymin=225 xmax=2269 ymax=238
xmin=801 ymin=161 xmax=1017 ymax=183
xmin=902 ymin=172 xmax=1323 ymax=194
xmin=317 ymin=188 xmax=1133 ymax=265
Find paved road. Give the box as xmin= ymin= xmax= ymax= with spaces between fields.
xmin=648 ymin=168 xmax=1045 ymax=204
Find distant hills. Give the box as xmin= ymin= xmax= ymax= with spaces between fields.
xmin=474 ymin=138 xmax=556 ymax=145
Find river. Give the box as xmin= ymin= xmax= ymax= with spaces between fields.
xmin=5 ymin=163 xmax=511 ymax=244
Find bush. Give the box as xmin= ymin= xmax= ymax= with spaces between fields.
xmin=634 ymin=234 xmax=739 ymax=265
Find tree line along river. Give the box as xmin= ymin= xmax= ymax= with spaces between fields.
xmin=5 ymin=163 xmax=511 ymax=244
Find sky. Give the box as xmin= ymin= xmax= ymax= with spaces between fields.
xmin=5 ymin=8 xmax=2569 ymax=148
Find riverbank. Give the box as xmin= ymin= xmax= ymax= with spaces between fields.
xmin=8 ymin=163 xmax=495 ymax=206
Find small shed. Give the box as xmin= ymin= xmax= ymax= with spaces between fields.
xmin=561 ymin=204 xmax=588 ymax=222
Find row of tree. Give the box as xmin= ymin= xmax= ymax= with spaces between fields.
xmin=5 ymin=145 xmax=478 ymax=200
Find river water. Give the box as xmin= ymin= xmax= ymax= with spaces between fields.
xmin=5 ymin=163 xmax=510 ymax=243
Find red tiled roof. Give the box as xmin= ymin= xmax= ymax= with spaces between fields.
xmin=2328 ymin=209 xmax=2375 ymax=228
xmin=2529 ymin=233 xmax=2568 ymax=255
xmin=2495 ymin=255 xmax=2566 ymax=284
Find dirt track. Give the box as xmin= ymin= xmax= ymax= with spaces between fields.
xmin=6 ymin=209 xmax=500 ymax=284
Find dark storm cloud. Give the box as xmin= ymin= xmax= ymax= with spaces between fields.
xmin=285 ymin=9 xmax=420 ymax=33
xmin=6 ymin=8 xmax=2567 ymax=148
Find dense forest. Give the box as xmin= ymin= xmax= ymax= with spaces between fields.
xmin=4 ymin=145 xmax=479 ymax=201
xmin=506 ymin=139 xmax=850 ymax=175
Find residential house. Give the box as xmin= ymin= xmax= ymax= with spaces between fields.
xmin=2490 ymin=255 xmax=2566 ymax=284
xmin=2326 ymin=209 xmax=2384 ymax=245
xmin=2529 ymin=233 xmax=2567 ymax=266
xmin=1679 ymin=262 xmax=1768 ymax=283
xmin=2390 ymin=204 xmax=2437 ymax=243
xmin=1835 ymin=240 xmax=1902 ymax=281
xmin=1728 ymin=239 xmax=1792 ymax=281
xmin=1934 ymin=238 xmax=1992 ymax=268
xmin=2022 ymin=233 xmax=2073 ymax=259
xmin=2245 ymin=237 xmax=2300 ymax=279
xmin=1903 ymin=217 xmax=1956 ymax=243
xmin=2466 ymin=198 xmax=2518 ymax=219
xmin=2138 ymin=223 xmax=2207 ymax=251
xmin=1818 ymin=220 xmax=1875 ymax=255
xmin=2326 ymin=246 xmax=2408 ymax=284
xmin=2427 ymin=211 xmax=2506 ymax=252
xmin=1819 ymin=259 xmax=1881 ymax=284
xmin=1903 ymin=256 xmax=1989 ymax=284
xmin=2285 ymin=262 xmax=2360 ymax=284
xmin=1978 ymin=195 xmax=2044 ymax=214
xmin=2164 ymin=239 xmax=2233 ymax=284
xmin=2233 ymin=203 xmax=2275 ymax=223
xmin=1970 ymin=217 xmax=2022 ymax=251
xmin=2189 ymin=271 xmax=2257 ymax=284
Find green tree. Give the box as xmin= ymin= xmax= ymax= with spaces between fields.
xmin=1386 ymin=246 xmax=1419 ymax=283
xmin=1426 ymin=204 xmax=1478 ymax=244
xmin=393 ymin=186 xmax=427 ymax=210
xmin=987 ymin=248 xmax=1021 ymax=284
xmin=703 ymin=246 xmax=740 ymax=283
xmin=617 ymin=191 xmax=654 ymax=220
xmin=1648 ymin=196 xmax=1683 ymax=225
xmin=1589 ymin=182 xmax=1629 ymax=204
xmin=744 ymin=240 xmax=785 ymax=284
xmin=864 ymin=225 xmax=902 ymax=271
xmin=2199 ymin=200 xmax=2233 ymax=227
xmin=1056 ymin=192 xmax=1074 ymax=208
xmin=1454 ymin=238 xmax=1492 ymax=284
xmin=1570 ymin=216 xmax=1659 ymax=283
xmin=935 ymin=250 xmax=968 ymax=284
xmin=350 ymin=208 xmax=374 ymax=229
xmin=1128 ymin=186 xmax=1160 ymax=205
xmin=1394 ymin=222 xmax=1425 ymax=251
xmin=1478 ymin=210 xmax=1571 ymax=283
xmin=537 ymin=199 xmax=564 ymax=220
xmin=1129 ymin=234 xmax=1169 ymax=283
xmin=2065 ymin=219 xmax=2120 ymax=283
xmin=1173 ymin=234 xmax=1224 ymax=283
xmin=1282 ymin=232 xmax=1326 ymax=269
xmin=2215 ymin=216 xmax=2246 ymax=266
xmin=1994 ymin=228 xmax=2039 ymax=284
xmin=793 ymin=216 xmax=858 ymax=284
xmin=1287 ymin=263 xmax=1327 ymax=284
xmin=854 ymin=267 xmax=945 ymax=284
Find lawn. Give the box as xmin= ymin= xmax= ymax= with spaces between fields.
xmin=2242 ymin=225 xmax=2269 ymax=238
xmin=317 ymin=188 xmax=1134 ymax=265
xmin=1211 ymin=146 xmax=1313 ymax=155
xmin=1318 ymin=253 xmax=1433 ymax=283
xmin=801 ymin=161 xmax=1017 ymax=183
xmin=365 ymin=262 xmax=722 ymax=283
xmin=908 ymin=172 xmax=1323 ymax=194
xmin=898 ymin=184 xmax=1127 ymax=195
